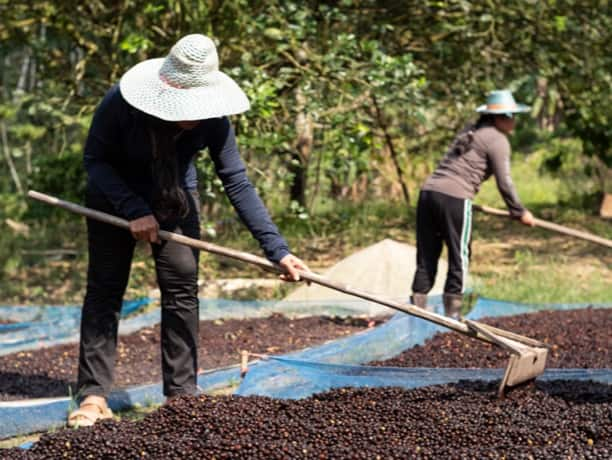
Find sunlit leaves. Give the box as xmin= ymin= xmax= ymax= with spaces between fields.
xmin=554 ymin=15 xmax=567 ymax=32
xmin=120 ymin=34 xmax=153 ymax=54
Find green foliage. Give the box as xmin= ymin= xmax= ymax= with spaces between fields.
xmin=29 ymin=150 xmax=86 ymax=204
xmin=224 ymin=1 xmax=426 ymax=206
xmin=539 ymin=138 xmax=584 ymax=176
xmin=0 ymin=0 xmax=609 ymax=303
xmin=1 ymin=0 xmax=608 ymax=218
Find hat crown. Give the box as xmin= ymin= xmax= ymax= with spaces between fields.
xmin=119 ymin=33 xmax=250 ymax=121
xmin=486 ymin=90 xmax=518 ymax=109
xmin=475 ymin=89 xmax=529 ymax=114
xmin=159 ymin=34 xmax=219 ymax=89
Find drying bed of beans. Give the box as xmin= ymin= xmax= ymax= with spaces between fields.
xmin=4 ymin=379 xmax=610 ymax=459
xmin=370 ymin=307 xmax=610 ymax=368
xmin=0 ymin=314 xmax=385 ymax=401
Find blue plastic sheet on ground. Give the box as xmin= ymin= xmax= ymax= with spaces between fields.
xmin=195 ymin=296 xmax=423 ymax=320
xmin=0 ymin=296 xmax=423 ymax=356
xmin=468 ymin=296 xmax=610 ymax=317
xmin=0 ymin=365 xmax=241 ymax=440
xmin=0 ymin=296 xmax=429 ymax=440
xmin=0 ymin=298 xmax=151 ymax=356
xmin=240 ymin=357 xmax=611 ymax=399
xmin=0 ymin=298 xmax=146 ymax=324
xmin=2 ymin=296 xmax=610 ymax=442
xmin=236 ymin=298 xmax=611 ymax=399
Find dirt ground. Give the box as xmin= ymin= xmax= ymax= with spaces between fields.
xmin=470 ymin=214 xmax=612 ymax=284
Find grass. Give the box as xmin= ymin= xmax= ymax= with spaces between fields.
xmin=469 ymin=215 xmax=611 ymax=304
xmin=468 ymin=149 xmax=611 ymax=304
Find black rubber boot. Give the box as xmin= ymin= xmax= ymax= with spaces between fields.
xmin=410 ymin=293 xmax=428 ymax=309
xmin=443 ymin=293 xmax=463 ymax=319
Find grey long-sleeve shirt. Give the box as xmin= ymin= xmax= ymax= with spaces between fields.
xmin=422 ymin=125 xmax=525 ymax=217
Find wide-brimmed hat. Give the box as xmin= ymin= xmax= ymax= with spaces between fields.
xmin=476 ymin=90 xmax=530 ymax=116
xmin=119 ymin=34 xmax=250 ymax=121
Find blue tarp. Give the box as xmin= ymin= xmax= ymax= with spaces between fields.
xmin=235 ymin=298 xmax=611 ymax=398
xmin=0 ymin=298 xmax=151 ymax=356
xmin=239 ymin=358 xmax=611 ymax=398
xmin=0 ymin=297 xmax=409 ymax=356
xmin=0 ymin=299 xmax=147 ymax=324
xmin=1 ymin=296 xmax=426 ymax=439
xmin=1 ymin=297 xmax=609 ymax=441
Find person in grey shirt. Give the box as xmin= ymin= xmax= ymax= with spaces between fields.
xmin=411 ymin=90 xmax=535 ymax=317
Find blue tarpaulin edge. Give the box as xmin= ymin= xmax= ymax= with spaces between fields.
xmin=0 ymin=365 xmax=241 ymax=440
xmin=240 ymin=357 xmax=612 ymax=399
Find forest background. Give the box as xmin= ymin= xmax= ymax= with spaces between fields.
xmin=0 ymin=0 xmax=610 ymax=305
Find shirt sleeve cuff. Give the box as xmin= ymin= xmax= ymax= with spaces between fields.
xmin=508 ymin=206 xmax=526 ymax=218
xmin=267 ymin=246 xmax=291 ymax=264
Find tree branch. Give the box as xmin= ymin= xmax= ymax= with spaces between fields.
xmin=0 ymin=121 xmax=23 ymax=194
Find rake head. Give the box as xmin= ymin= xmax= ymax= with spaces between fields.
xmin=463 ymin=319 xmax=549 ymax=398
xmin=499 ymin=345 xmax=548 ymax=397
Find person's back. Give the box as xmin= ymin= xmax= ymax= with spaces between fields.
xmin=424 ymin=126 xmax=505 ymax=196
xmin=423 ymin=125 xmax=524 ymax=217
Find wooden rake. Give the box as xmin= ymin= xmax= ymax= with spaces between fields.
xmin=28 ymin=190 xmax=549 ymax=397
xmin=473 ymin=204 xmax=612 ymax=249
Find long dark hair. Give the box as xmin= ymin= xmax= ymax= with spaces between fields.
xmin=450 ymin=114 xmax=496 ymax=156
xmin=147 ymin=116 xmax=189 ymax=222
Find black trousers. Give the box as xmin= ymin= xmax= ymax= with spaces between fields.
xmin=411 ymin=190 xmax=472 ymax=295
xmin=77 ymin=190 xmax=200 ymax=398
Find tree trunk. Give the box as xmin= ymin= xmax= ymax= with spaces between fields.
xmin=371 ymin=94 xmax=410 ymax=205
xmin=288 ymin=152 xmax=307 ymax=205
xmin=308 ymin=149 xmax=323 ymax=210
xmin=290 ymin=88 xmax=313 ymax=207
xmin=536 ymin=77 xmax=563 ymax=132
xmin=16 ymin=47 xmax=31 ymax=95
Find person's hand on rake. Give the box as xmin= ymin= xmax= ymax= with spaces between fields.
xmin=129 ymin=215 xmax=161 ymax=243
xmin=520 ymin=210 xmax=535 ymax=227
xmin=279 ymin=254 xmax=310 ymax=283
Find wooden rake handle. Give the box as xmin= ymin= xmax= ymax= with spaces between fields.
xmin=473 ymin=204 xmax=612 ymax=249
xmin=27 ymin=190 xmax=543 ymax=349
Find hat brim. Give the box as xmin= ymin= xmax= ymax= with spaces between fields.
xmin=119 ymin=58 xmax=250 ymax=121
xmin=476 ymin=103 xmax=530 ymax=115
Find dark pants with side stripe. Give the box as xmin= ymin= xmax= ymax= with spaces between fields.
xmin=77 ymin=190 xmax=201 ymax=399
xmin=411 ymin=190 xmax=472 ymax=295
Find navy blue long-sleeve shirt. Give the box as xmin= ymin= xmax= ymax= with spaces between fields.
xmin=84 ymin=85 xmax=290 ymax=262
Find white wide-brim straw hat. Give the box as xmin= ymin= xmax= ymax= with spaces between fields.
xmin=476 ymin=89 xmax=530 ymax=116
xmin=119 ymin=34 xmax=250 ymax=121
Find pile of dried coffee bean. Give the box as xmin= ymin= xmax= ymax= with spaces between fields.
xmin=4 ymin=379 xmax=610 ymax=459
xmin=0 ymin=313 xmax=386 ymax=401
xmin=371 ymin=307 xmax=610 ymax=368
